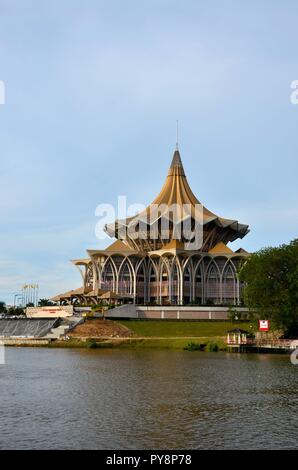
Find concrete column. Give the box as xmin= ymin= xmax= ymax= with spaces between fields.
xmin=92 ymin=263 xmax=97 ymax=290
xmin=202 ymin=267 xmax=205 ymax=304
xmin=180 ymin=272 xmax=184 ymax=304
xmin=192 ymin=266 xmax=195 ymax=302
xmin=133 ymin=274 xmax=136 ymax=305
xmin=168 ymin=271 xmax=172 ymax=304
xmin=236 ymin=279 xmax=240 ymax=305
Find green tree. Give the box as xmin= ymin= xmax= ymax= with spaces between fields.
xmin=38 ymin=299 xmax=55 ymax=306
xmin=0 ymin=301 xmax=6 ymax=314
xmin=227 ymin=304 xmax=241 ymax=321
xmin=7 ymin=306 xmax=25 ymax=316
xmin=239 ymin=239 xmax=298 ymax=335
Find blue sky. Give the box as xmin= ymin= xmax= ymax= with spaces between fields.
xmin=0 ymin=0 xmax=298 ymax=304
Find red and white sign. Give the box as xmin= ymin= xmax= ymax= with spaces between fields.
xmin=26 ymin=305 xmax=73 ymax=318
xmin=259 ymin=320 xmax=270 ymax=331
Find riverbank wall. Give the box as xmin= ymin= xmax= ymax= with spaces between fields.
xmin=107 ymin=305 xmax=249 ymax=320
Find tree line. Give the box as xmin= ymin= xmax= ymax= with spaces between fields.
xmin=239 ymin=239 xmax=298 ymax=336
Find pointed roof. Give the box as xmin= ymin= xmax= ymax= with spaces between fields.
xmin=121 ymin=148 xmax=216 ymax=221
xmin=162 ymin=239 xmax=185 ymax=250
xmin=168 ymin=149 xmax=185 ymax=176
xmin=104 ymin=147 xmax=249 ymax=252
xmin=150 ymin=239 xmax=186 ymax=254
xmin=208 ymin=242 xmax=234 ymax=254
xmin=235 ymin=248 xmax=250 ymax=254
xmin=105 ymin=239 xmax=133 ymax=252
xmin=86 ymin=239 xmax=136 ymax=259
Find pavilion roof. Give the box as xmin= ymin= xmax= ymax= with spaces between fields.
xmin=51 ymin=286 xmax=92 ymax=301
xmin=99 ymin=291 xmax=124 ymax=300
xmin=85 ymin=287 xmax=108 ymax=297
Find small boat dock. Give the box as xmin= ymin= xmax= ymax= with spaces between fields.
xmin=226 ymin=328 xmax=298 ymax=353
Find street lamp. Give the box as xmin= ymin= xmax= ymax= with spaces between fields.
xmin=14 ymin=293 xmax=22 ymax=307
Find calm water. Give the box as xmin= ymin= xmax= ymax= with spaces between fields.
xmin=0 ymin=348 xmax=297 ymax=449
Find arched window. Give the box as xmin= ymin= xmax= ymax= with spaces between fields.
xmin=160 ymin=262 xmax=169 ymax=302
xmin=183 ymin=263 xmax=192 ymax=304
xmin=222 ymin=264 xmax=236 ymax=304
xmin=171 ymin=261 xmax=179 ymax=304
xmin=148 ymin=261 xmax=158 ymax=302
xmin=136 ymin=262 xmax=146 ymax=304
xmin=101 ymin=262 xmax=115 ymax=291
xmin=194 ymin=263 xmax=203 ymax=304
xmin=205 ymin=262 xmax=220 ymax=304
xmin=118 ymin=262 xmax=132 ymax=295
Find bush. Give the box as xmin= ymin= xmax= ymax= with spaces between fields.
xmin=7 ymin=306 xmax=25 ymax=316
xmin=91 ymin=304 xmax=103 ymax=311
xmin=207 ymin=342 xmax=219 ymax=352
xmin=184 ymin=342 xmax=206 ymax=351
xmin=86 ymin=340 xmax=98 ymax=349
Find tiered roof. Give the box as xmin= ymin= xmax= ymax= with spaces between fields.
xmin=104 ymin=148 xmax=249 ymax=252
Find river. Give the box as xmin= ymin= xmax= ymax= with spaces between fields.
xmin=0 ymin=348 xmax=297 ymax=449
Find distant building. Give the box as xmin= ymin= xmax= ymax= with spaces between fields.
xmin=53 ymin=148 xmax=249 ymax=306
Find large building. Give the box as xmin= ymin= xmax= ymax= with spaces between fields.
xmin=53 ymin=148 xmax=250 ymax=306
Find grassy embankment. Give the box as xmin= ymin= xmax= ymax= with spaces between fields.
xmin=50 ymin=320 xmax=253 ymax=350
xmin=117 ymin=320 xmax=253 ymax=349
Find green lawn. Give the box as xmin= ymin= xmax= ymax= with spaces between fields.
xmin=47 ymin=336 xmax=227 ymax=350
xmin=117 ymin=320 xmax=253 ymax=338
xmin=116 ymin=337 xmax=227 ymax=349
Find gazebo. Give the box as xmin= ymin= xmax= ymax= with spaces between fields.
xmin=226 ymin=328 xmax=255 ymax=347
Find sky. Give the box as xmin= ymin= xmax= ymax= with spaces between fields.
xmin=0 ymin=0 xmax=298 ymax=304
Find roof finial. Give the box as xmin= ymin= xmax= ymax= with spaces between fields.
xmin=176 ymin=120 xmax=179 ymax=150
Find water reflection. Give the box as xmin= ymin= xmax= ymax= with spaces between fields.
xmin=0 ymin=348 xmax=297 ymax=449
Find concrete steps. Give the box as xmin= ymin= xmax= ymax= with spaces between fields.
xmin=44 ymin=324 xmax=70 ymax=339
xmin=44 ymin=316 xmax=84 ymax=339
